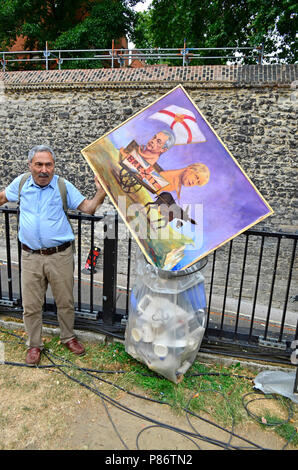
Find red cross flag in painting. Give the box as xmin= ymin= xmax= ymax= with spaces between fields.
xmin=149 ymin=105 xmax=206 ymax=145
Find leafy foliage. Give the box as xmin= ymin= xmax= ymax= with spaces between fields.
xmin=0 ymin=0 xmax=137 ymax=50
xmin=131 ymin=0 xmax=298 ymax=64
xmin=0 ymin=0 xmax=296 ymax=66
xmin=0 ymin=0 xmax=85 ymax=49
xmin=54 ymin=0 xmax=136 ymax=50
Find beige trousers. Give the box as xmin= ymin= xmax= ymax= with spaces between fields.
xmin=21 ymin=245 xmax=75 ymax=349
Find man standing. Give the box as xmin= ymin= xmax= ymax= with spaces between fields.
xmin=0 ymin=145 xmax=106 ymax=366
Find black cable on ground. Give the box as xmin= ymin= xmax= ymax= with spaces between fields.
xmin=0 ymin=327 xmax=297 ymax=450
xmin=41 ymin=348 xmax=220 ymax=450
xmin=242 ymin=391 xmax=294 ymax=427
xmin=43 ymin=348 xmax=131 ymax=450
xmin=242 ymin=391 xmax=297 ymax=450
xmin=2 ymin=329 xmax=258 ymax=449
xmin=185 ymin=388 xmax=236 ymax=450
xmin=136 ymin=424 xmax=202 ymax=450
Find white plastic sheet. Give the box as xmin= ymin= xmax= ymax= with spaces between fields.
xmin=254 ymin=370 xmax=298 ymax=404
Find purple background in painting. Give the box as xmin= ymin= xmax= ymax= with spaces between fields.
xmin=108 ymin=86 xmax=271 ymax=269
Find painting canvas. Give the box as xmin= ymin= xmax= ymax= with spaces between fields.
xmin=81 ymin=85 xmax=273 ymax=271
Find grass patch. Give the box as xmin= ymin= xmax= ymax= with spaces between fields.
xmin=0 ymin=326 xmax=297 ymax=449
xmin=274 ymin=421 xmax=298 ymax=446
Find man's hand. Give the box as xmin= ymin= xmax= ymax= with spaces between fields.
xmin=0 ymin=190 xmax=8 ymax=207
xmin=77 ymin=176 xmax=106 ymax=215
xmin=95 ymin=176 xmax=105 ymax=194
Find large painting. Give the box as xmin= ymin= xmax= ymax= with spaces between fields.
xmin=81 ymin=85 xmax=273 ymax=271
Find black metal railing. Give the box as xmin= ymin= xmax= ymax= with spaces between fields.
xmin=205 ymin=230 xmax=297 ymax=346
xmin=0 ymin=206 xmax=297 ymax=364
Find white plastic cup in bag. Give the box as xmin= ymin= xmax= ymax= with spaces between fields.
xmin=131 ymin=325 xmax=154 ymax=343
xmin=153 ymin=343 xmax=168 ymax=358
xmin=142 ymin=324 xmax=154 ymax=342
xmin=131 ymin=328 xmax=142 ymax=342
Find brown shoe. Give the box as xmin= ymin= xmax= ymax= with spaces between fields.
xmin=25 ymin=347 xmax=41 ymax=366
xmin=64 ymin=338 xmax=85 ymax=356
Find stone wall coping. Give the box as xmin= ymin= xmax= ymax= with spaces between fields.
xmin=0 ymin=64 xmax=297 ymax=91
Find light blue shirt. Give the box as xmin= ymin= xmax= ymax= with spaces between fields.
xmin=5 ymin=173 xmax=86 ymax=250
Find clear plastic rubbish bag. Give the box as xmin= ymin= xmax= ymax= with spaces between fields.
xmin=125 ymin=252 xmax=207 ymax=383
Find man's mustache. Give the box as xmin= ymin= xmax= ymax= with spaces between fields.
xmin=38 ymin=173 xmax=49 ymax=177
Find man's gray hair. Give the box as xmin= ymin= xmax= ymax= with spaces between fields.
xmin=161 ymin=130 xmax=175 ymax=150
xmin=28 ymin=145 xmax=56 ymax=162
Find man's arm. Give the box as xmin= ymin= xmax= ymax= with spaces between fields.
xmin=0 ymin=190 xmax=8 ymax=207
xmin=77 ymin=177 xmax=106 ymax=215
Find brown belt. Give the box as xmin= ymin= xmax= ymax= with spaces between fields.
xmin=21 ymin=241 xmax=71 ymax=255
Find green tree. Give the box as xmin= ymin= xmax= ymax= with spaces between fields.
xmin=131 ymin=0 xmax=297 ymax=64
xmin=0 ymin=0 xmax=87 ymax=49
xmin=53 ymin=0 xmax=137 ymax=68
xmin=0 ymin=0 xmax=140 ymax=55
xmin=54 ymin=0 xmax=136 ymax=50
xmin=0 ymin=0 xmax=141 ymax=69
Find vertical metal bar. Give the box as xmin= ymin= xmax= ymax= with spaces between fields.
xmin=77 ymin=216 xmax=82 ymax=311
xmin=0 ymin=212 xmax=4 ymax=299
xmin=278 ymin=238 xmax=297 ymax=342
xmin=263 ymin=236 xmax=281 ymax=340
xmin=125 ymin=235 xmax=132 ymax=316
xmin=111 ymin=39 xmax=114 ymax=68
xmin=206 ymin=250 xmax=216 ymax=331
xmin=249 ymin=235 xmax=265 ymax=339
xmin=294 ymin=366 xmax=298 ymax=394
xmin=259 ymin=43 xmax=264 ymax=64
xmin=292 ymin=319 xmax=297 ymax=394
xmin=17 ymin=239 xmax=22 ymax=303
xmin=0 ymin=253 xmax=2 ymax=299
xmin=45 ymin=41 xmax=48 ymax=70
xmin=102 ymin=213 xmax=118 ymax=325
xmin=220 ymin=240 xmax=233 ymax=330
xmin=89 ymin=217 xmax=95 ymax=314
xmin=234 ymin=233 xmax=249 ymax=337
xmin=4 ymin=212 xmax=13 ymax=300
